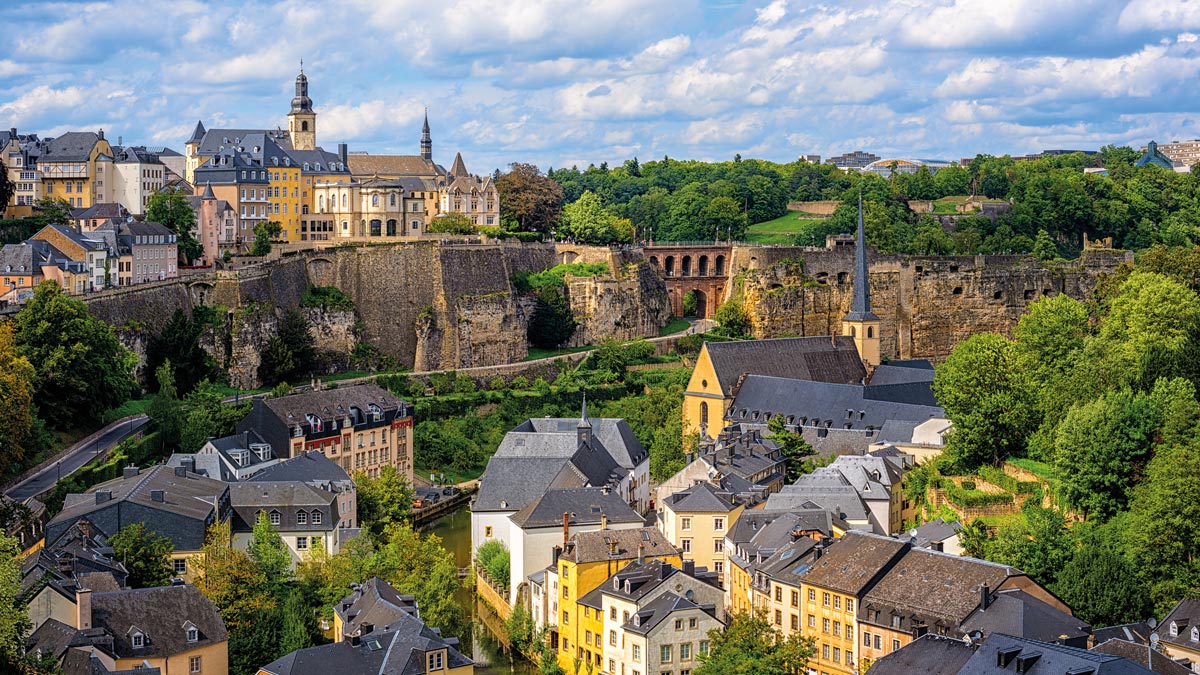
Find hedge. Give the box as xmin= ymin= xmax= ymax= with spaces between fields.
xmin=476 ymin=540 xmax=511 ymax=591
xmin=977 ymin=465 xmax=1039 ymax=495
xmin=942 ymin=481 xmax=1014 ymax=508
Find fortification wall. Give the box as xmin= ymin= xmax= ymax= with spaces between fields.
xmin=566 ymin=261 xmax=671 ymax=347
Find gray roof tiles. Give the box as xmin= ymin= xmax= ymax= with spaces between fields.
xmin=726 ymin=374 xmax=943 ymax=432
xmin=703 ymin=336 xmax=867 ymax=395
xmin=663 ymin=481 xmax=738 ymax=513
xmin=88 ymin=585 xmax=228 ymax=659
xmin=42 ymin=132 xmax=102 ymax=162
xmin=508 ymin=488 xmax=641 ymax=529
xmin=799 ymin=530 xmax=909 ymax=596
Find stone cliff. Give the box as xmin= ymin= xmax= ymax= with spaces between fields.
xmin=732 ymin=247 xmax=1132 ymax=362
xmin=566 ymin=261 xmax=671 ymax=347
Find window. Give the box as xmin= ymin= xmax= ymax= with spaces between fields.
xmin=132 ymin=633 xmax=144 ymax=648
xmin=873 ymin=634 xmax=882 ymax=650
xmin=822 ymin=644 xmax=830 ymax=660
xmin=681 ymin=517 xmax=691 ymax=531
xmin=190 ymin=656 xmax=202 ymax=674
xmin=714 ymin=539 xmax=724 ymax=553
xmin=681 ymin=539 xmax=692 ymax=553
xmin=823 ymin=592 xmax=830 ymax=606
xmin=610 ymin=607 xmax=617 ymax=620
xmin=864 ymin=632 xmax=871 ymax=647
xmin=834 ymin=596 xmax=841 ymax=610
xmin=675 ymin=619 xmax=683 ymax=631
xmin=585 ymin=631 xmax=591 ymax=645
xmin=174 ymin=559 xmax=187 ymax=575
xmin=270 ymin=511 xmax=281 ymax=525
xmin=891 ymin=615 xmax=901 ymax=629
xmin=791 ymin=614 xmax=799 ymax=630
xmin=563 ymin=611 xmax=569 ymax=625
xmin=791 ymin=590 xmax=799 ymax=607
xmin=775 ymin=610 xmax=782 ymax=625
xmin=713 ymin=517 xmax=724 ymax=531
xmin=809 ymin=589 xmax=816 ymax=601
xmin=846 ymin=625 xmax=853 ymax=641
xmin=809 ymin=615 xmax=816 ymax=628
xmin=892 ymin=639 xmax=901 ymax=653
xmin=187 ymin=627 xmax=198 ymax=642
xmin=312 ymin=511 xmax=321 ymax=524
xmin=632 ymin=644 xmax=641 ymax=662
xmin=846 ymin=599 xmax=854 ymax=613
xmin=297 ymin=511 xmax=308 ymax=525
xmin=714 ymin=561 xmax=723 ymax=574
xmin=680 ymin=642 xmax=692 ymax=660
xmin=297 ymin=537 xmax=308 ymax=549
xmin=428 ymin=650 xmax=444 ymax=671
xmin=846 ymin=650 xmax=854 ymax=666
xmin=775 ymin=587 xmax=782 ymax=602
xmin=689 ymin=617 xmax=696 ymax=629
xmin=661 ymin=645 xmax=672 ymax=662
xmin=563 ymin=586 xmax=568 ymax=599
xmin=823 ymin=618 xmax=830 ymax=634
xmin=610 ymin=630 xmax=617 ymax=646
xmin=609 ymin=660 xmax=615 ymax=673
xmin=833 ymin=621 xmax=841 ymax=637
xmin=834 ymin=647 xmax=841 ymax=662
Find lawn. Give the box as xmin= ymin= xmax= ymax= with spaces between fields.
xmin=747 ymin=213 xmax=828 ymax=234
xmin=524 ymin=344 xmax=595 ymax=361
xmin=661 ymin=318 xmax=691 ymax=336
xmin=101 ymin=397 xmax=153 ymax=423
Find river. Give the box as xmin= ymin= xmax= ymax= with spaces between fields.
xmin=423 ymin=506 xmax=537 ymax=675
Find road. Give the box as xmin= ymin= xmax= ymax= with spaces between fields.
xmin=5 ymin=415 xmax=150 ymax=501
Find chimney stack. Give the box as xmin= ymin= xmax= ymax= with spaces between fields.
xmin=683 ymin=560 xmax=695 ymax=576
xmin=75 ymin=588 xmax=92 ymax=630
xmin=563 ymin=512 xmax=570 ymax=546
xmin=637 ymin=541 xmax=645 ymax=565
xmin=123 ymin=466 xmax=140 ymax=479
xmin=600 ymin=514 xmax=608 ymax=530
xmin=980 ymin=584 xmax=990 ymax=611
xmin=151 ymin=490 xmax=165 ymax=503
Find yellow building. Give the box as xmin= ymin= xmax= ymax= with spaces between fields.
xmin=659 ymin=481 xmax=744 ymax=584
xmin=798 ymin=532 xmax=908 ymax=675
xmin=38 ymin=131 xmax=114 ymax=209
xmin=725 ymin=510 xmax=837 ymax=619
xmin=537 ymin=527 xmax=681 ymax=672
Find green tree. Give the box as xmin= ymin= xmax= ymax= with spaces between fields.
xmin=700 ymin=195 xmax=747 ymax=241
xmin=148 ymin=362 xmax=184 ymax=452
xmin=1127 ymin=442 xmax=1200 ymax=611
xmin=248 ymin=509 xmax=292 ymax=591
xmin=14 ymin=281 xmax=137 ymax=428
xmin=986 ymin=503 xmax=1075 ymax=588
xmin=251 ymin=221 xmax=283 ymax=257
xmin=0 ymin=533 xmax=31 ymax=668
xmin=497 ymin=163 xmax=563 ymax=233
xmin=696 ymin=611 xmax=815 ymax=675
xmin=0 ymin=323 xmax=38 ymax=475
xmin=933 ymin=334 xmax=1037 ymax=470
xmin=278 ymin=587 xmax=314 ymax=655
xmin=1032 ymin=229 xmax=1058 ymax=260
xmin=258 ymin=310 xmax=315 ymax=386
xmin=354 ymin=465 xmax=416 ymax=536
xmin=428 ymin=212 xmax=476 ymax=234
xmin=31 ymin=196 xmax=73 ymax=226
xmin=714 ymin=299 xmax=751 ymax=338
xmin=768 ymin=414 xmax=816 ymax=481
xmin=109 ymin=522 xmax=174 ymax=588
xmin=0 ymin=160 xmax=12 ymax=217
xmin=179 ymin=380 xmax=251 ymax=453
xmin=476 ymin=539 xmax=511 ymax=589
xmin=1052 ymin=531 xmax=1152 ymax=627
xmin=561 ymin=190 xmax=622 ymax=243
xmin=146 ymin=188 xmax=202 ymax=263
xmin=682 ymin=290 xmax=699 ymax=317
xmin=527 ymin=287 xmax=577 ymax=349
xmin=1088 ymin=271 xmax=1200 ymax=389
xmin=145 ymin=309 xmax=216 ymax=395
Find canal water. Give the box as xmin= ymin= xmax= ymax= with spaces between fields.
xmin=423 ymin=506 xmax=537 ymax=675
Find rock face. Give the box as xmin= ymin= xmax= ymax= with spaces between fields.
xmin=566 ymin=261 xmax=671 ymax=347
xmin=735 ymin=248 xmax=1132 ymax=362
xmin=303 ymin=306 xmax=357 ymax=355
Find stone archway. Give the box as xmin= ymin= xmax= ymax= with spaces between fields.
xmin=686 ymin=288 xmax=709 ymax=319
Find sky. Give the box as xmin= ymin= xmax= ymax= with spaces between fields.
xmin=1 ymin=0 xmax=1200 ymax=174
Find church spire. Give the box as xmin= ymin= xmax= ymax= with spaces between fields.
xmin=844 ymin=190 xmax=878 ymax=322
xmin=578 ymin=393 xmax=591 ymax=429
xmin=420 ymin=108 xmax=432 ymax=161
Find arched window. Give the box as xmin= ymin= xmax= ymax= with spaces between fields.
xmin=700 ymin=402 xmax=708 ymax=427
xmin=318 ymin=195 xmax=324 ymax=210
xmin=850 ymin=326 xmax=856 ymax=337
xmin=301 ymin=121 xmax=309 ymax=131
xmin=390 ymin=193 xmax=396 ymax=207
xmin=372 ymin=194 xmax=379 ymax=207
xmin=867 ymin=326 xmax=874 ymax=338
xmin=342 ymin=194 xmax=347 ymax=208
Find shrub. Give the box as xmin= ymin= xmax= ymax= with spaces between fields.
xmin=453 ymin=377 xmax=477 ymax=394
xmin=300 ymin=286 xmax=355 ymax=311
xmin=429 ymin=371 xmax=457 ymax=395
xmin=476 ymin=540 xmax=511 ymax=590
xmin=943 ymin=482 xmax=1013 ymax=508
xmin=488 ymin=377 xmax=508 ymax=391
xmin=511 ymin=375 xmax=530 ymax=389
xmin=961 ymin=480 xmax=977 ymax=491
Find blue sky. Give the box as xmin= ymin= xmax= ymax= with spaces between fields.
xmin=2 ymin=0 xmax=1200 ymax=174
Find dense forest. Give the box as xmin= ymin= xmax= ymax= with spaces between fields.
xmin=924 ymin=249 xmax=1200 ymax=627
xmin=496 ymin=146 xmax=1200 ymax=258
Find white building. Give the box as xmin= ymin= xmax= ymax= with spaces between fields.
xmin=110 ymin=146 xmax=166 ymax=215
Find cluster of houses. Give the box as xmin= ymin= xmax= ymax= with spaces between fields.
xmin=467 ymin=208 xmax=1199 ymax=675
xmin=15 ymin=384 xmax=474 ymax=675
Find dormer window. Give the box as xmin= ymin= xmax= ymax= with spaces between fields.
xmin=306 ymin=413 xmax=323 ymax=432
xmin=270 ymin=510 xmax=281 ymax=526
xmin=1171 ymin=622 xmax=1179 ymax=637
xmin=312 ymin=510 xmax=322 ymax=525
xmin=1192 ymin=627 xmax=1198 ymax=642
xmin=297 ymin=511 xmax=308 ymax=525
xmin=369 ymin=403 xmax=383 ymax=421
xmin=130 ymin=629 xmax=146 ymax=648
xmin=184 ymin=622 xmax=198 ymax=643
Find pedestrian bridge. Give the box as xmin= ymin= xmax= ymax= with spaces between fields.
xmin=644 ymin=244 xmax=732 ymax=318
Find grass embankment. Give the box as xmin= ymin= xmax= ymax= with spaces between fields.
xmin=661 ymin=319 xmax=691 ymax=335
xmin=745 ymin=213 xmax=828 ymax=245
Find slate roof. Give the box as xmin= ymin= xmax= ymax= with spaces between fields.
xmin=474 ymin=457 xmax=579 ymax=512
xmin=560 ymin=527 xmax=676 ymax=564
xmin=448 ymin=152 xmax=468 ymax=178
xmin=663 ymin=481 xmax=737 ymax=513
xmin=623 ymin=592 xmax=719 ymax=636
xmin=508 ymin=488 xmax=641 ymax=529
xmin=863 ymin=548 xmax=1021 ymax=632
xmin=228 ymin=482 xmax=337 ymax=533
xmin=960 ymin=633 xmax=1155 ymax=675
xmin=727 ymin=375 xmax=943 ymax=432
xmin=0 ymin=241 xmax=40 ymax=273
xmin=88 ymin=585 xmax=228 ymax=659
xmin=41 ymin=132 xmax=102 ymax=162
xmin=74 ymin=203 xmax=129 ymax=222
xmin=21 ymin=518 xmax=128 ymax=601
xmin=845 ymin=194 xmax=879 ymax=322
xmin=259 ymin=384 xmax=409 ymax=427
xmin=247 ymin=450 xmax=353 ymax=489
xmin=334 ymin=578 xmax=420 ymax=638
xmin=188 ymin=120 xmax=206 ymax=143
xmin=866 ymin=633 xmax=975 ymax=675
xmin=26 ymin=618 xmax=78 ymax=662
xmin=726 ymin=510 xmax=834 ymax=573
xmin=869 ymin=359 xmax=936 ymax=386
xmin=165 ymin=454 xmax=232 ymax=481
xmin=61 ymin=648 xmax=163 ymax=675
xmin=801 ymin=530 xmax=909 ymax=596
xmin=764 ymin=476 xmax=873 ymax=524
xmin=1093 ymin=639 xmax=1192 ymax=675
xmin=259 ymin=612 xmax=472 ymax=675
xmin=756 ymin=536 xmax=820 ymax=586
xmin=347 ymin=154 xmax=443 ymax=178
xmin=1161 ymin=598 xmax=1200 ymax=651
xmin=520 ymin=417 xmax=648 ymax=468
xmin=194 ymin=128 xmax=292 ymax=156
xmin=1136 ymin=141 xmax=1177 ymax=169
xmin=703 ymin=336 xmax=867 ymax=395
xmin=1092 ymin=622 xmax=1155 ymax=647
xmin=902 ymin=517 xmax=964 ymax=550
xmin=960 ymin=588 xmax=1091 ymax=646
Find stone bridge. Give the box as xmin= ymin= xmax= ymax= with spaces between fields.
xmin=644 ymin=244 xmax=732 ymax=318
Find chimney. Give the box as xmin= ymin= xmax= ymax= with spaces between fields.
xmin=174 ymin=465 xmax=187 ymax=477
xmin=637 ymin=542 xmax=645 ymax=565
xmin=151 ymin=490 xmax=165 ymax=503
xmin=95 ymin=490 xmax=112 ymax=504
xmin=980 ymin=584 xmax=990 ymax=611
xmin=123 ymin=466 xmax=140 ymax=479
xmin=338 ymin=143 xmax=348 ymax=165
xmin=682 ymin=560 xmax=695 ymax=576
xmin=563 ymin=512 xmax=570 ymax=546
xmin=75 ymin=588 xmax=92 ymax=630
xmin=183 ymin=457 xmax=195 ymax=473
xmin=97 ymin=128 xmax=104 ymax=141
xmin=350 ymin=635 xmax=361 ymax=646
xmin=600 ymin=514 xmax=608 ymax=530
xmin=360 ymin=623 xmax=374 ymax=635
xmin=552 ymin=545 xmax=562 ymax=564
xmin=814 ymin=543 xmax=824 ymax=560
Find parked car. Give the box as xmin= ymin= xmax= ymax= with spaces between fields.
xmin=412 ymin=497 xmax=427 ymax=508
xmin=442 ymin=486 xmax=460 ymax=497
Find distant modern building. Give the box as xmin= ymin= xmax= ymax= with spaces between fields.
xmin=861 ymin=158 xmax=955 ymax=178
xmin=827 ymin=150 xmax=880 ymax=170
xmin=1136 ymin=141 xmax=1181 ymax=170
xmin=1142 ymin=140 xmax=1200 ymax=169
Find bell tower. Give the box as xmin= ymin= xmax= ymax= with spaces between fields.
xmin=842 ymin=192 xmax=881 ymax=370
xmin=420 ymin=109 xmax=432 ymax=161
xmin=288 ymin=61 xmax=316 ymax=151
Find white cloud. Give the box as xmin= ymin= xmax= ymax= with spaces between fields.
xmin=1119 ymin=0 xmax=1200 ymax=31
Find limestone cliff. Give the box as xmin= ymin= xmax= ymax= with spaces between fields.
xmin=566 ymin=261 xmax=671 ymax=347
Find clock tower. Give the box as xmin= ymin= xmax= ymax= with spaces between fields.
xmin=288 ymin=62 xmax=316 ymax=151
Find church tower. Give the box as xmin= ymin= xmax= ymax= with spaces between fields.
xmin=842 ymin=192 xmax=881 ymax=370
xmin=420 ymin=109 xmax=432 ymax=161
xmin=288 ymin=62 xmax=316 ymax=151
